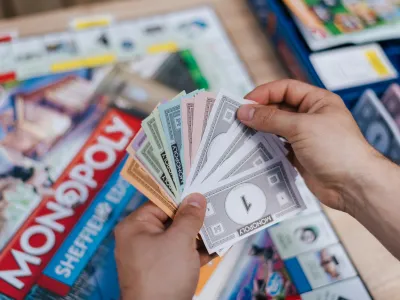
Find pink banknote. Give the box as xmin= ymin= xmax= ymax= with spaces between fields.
xmin=191 ymin=92 xmax=216 ymax=164
xmin=181 ymin=98 xmax=195 ymax=176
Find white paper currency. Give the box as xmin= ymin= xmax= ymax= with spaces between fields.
xmin=183 ymin=90 xmax=255 ymax=197
xmin=196 ymin=158 xmax=305 ymax=253
xmin=194 ymin=123 xmax=257 ymax=187
xmin=202 ymin=132 xmax=283 ymax=184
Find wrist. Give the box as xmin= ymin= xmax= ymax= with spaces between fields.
xmin=121 ymin=288 xmax=192 ymax=300
xmin=340 ymin=146 xmax=396 ymax=218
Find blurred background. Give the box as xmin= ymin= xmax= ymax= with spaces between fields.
xmin=0 ymin=0 xmax=126 ymax=18
xmin=0 ymin=1 xmax=398 ymax=299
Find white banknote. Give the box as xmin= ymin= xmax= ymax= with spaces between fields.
xmin=192 ymin=124 xmax=257 ymax=188
xmin=203 ymin=132 xmax=284 ymax=184
xmin=184 ymin=91 xmax=255 ymax=196
xmin=197 ymin=158 xmax=305 ymax=253
xmin=202 ymin=133 xmax=286 ymax=257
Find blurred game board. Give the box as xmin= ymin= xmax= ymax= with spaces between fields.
xmin=0 ymin=6 xmax=253 ymax=299
xmin=0 ymin=4 xmax=375 ymax=300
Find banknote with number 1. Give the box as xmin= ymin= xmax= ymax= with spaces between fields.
xmin=197 ymin=158 xmax=305 ymax=253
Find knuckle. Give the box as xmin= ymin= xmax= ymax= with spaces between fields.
xmin=255 ymin=107 xmax=276 ymax=128
xmin=114 ymin=221 xmax=129 ymax=240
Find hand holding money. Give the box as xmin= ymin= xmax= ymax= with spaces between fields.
xmin=115 ymin=194 xmax=212 ymax=300
xmin=238 ymin=79 xmax=378 ymax=215
xmin=122 ymin=85 xmax=306 ymax=254
xmin=116 ymin=80 xmax=400 ymax=299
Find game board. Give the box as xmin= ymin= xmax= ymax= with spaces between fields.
xmin=0 ymin=6 xmax=253 ymax=299
xmin=284 ymin=0 xmax=400 ymax=50
xmin=0 ymin=4 xmax=373 ymax=300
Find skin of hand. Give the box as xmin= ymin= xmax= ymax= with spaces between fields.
xmin=114 ymin=80 xmax=400 ymax=300
xmin=239 ymin=79 xmax=374 ymax=213
xmin=114 ymin=193 xmax=213 ymax=300
xmin=238 ymin=79 xmax=400 ymax=259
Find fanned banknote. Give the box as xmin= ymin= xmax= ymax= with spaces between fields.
xmin=159 ymin=90 xmax=200 ymax=195
xmin=191 ymin=92 xmax=217 ymax=161
xmin=136 ymin=136 xmax=177 ymax=201
xmin=142 ymin=111 xmax=178 ymax=195
xmin=123 ymin=89 xmax=306 ymax=255
xmin=141 ymin=92 xmax=186 ymax=197
xmin=203 ymin=132 xmax=284 ymax=184
xmin=353 ymin=89 xmax=400 ymax=164
xmin=197 ymin=159 xmax=305 ymax=253
xmin=181 ymin=97 xmax=196 ymax=175
xmin=195 ymin=124 xmax=257 ymax=186
xmin=128 ymin=129 xmax=176 ymax=201
xmin=121 ymin=157 xmax=177 ymax=218
xmin=184 ymin=91 xmax=255 ymax=196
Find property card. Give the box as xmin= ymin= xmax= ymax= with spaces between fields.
xmin=301 ymin=277 xmax=372 ymax=300
xmin=310 ymin=44 xmax=397 ymax=91
xmin=285 ymin=243 xmax=357 ymax=293
xmin=269 ymin=212 xmax=338 ymax=259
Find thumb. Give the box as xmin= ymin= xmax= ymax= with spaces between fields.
xmin=238 ymin=104 xmax=300 ymax=139
xmin=168 ymin=193 xmax=206 ymax=244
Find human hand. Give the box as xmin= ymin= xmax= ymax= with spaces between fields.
xmin=114 ymin=193 xmax=213 ymax=300
xmin=238 ymin=79 xmax=381 ymax=215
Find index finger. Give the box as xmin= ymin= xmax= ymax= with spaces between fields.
xmin=245 ymin=79 xmax=343 ymax=113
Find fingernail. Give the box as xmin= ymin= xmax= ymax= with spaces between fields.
xmin=184 ymin=193 xmax=206 ymax=209
xmin=238 ymin=105 xmax=255 ymax=121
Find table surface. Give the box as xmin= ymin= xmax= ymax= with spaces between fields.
xmin=1 ymin=0 xmax=399 ymax=298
